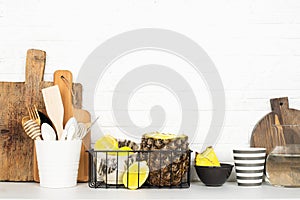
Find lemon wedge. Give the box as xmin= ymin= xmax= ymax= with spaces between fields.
xmin=123 ymin=161 xmax=149 ymax=190
xmin=94 ymin=135 xmax=118 ymax=150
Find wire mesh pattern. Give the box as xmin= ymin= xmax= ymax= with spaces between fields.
xmin=88 ymin=149 xmax=191 ymax=189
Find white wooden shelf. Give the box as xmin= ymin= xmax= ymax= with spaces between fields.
xmin=0 ymin=182 xmax=299 ymax=199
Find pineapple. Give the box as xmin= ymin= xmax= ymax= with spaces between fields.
xmin=195 ymin=146 xmax=220 ymax=167
xmin=140 ymin=132 xmax=190 ymax=186
xmin=118 ymin=139 xmax=139 ymax=151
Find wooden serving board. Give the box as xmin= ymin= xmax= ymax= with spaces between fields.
xmin=54 ymin=70 xmax=74 ymax=127
xmin=250 ymin=97 xmax=300 ymax=154
xmin=74 ymin=109 xmax=91 ymax=182
xmin=0 ymin=49 xmax=82 ymax=181
xmin=54 ymin=70 xmax=91 ymax=182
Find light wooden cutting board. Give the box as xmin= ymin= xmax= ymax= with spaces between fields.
xmin=54 ymin=70 xmax=90 ymax=182
xmin=74 ymin=109 xmax=91 ymax=182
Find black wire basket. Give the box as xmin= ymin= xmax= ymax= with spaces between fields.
xmin=88 ymin=149 xmax=192 ymax=189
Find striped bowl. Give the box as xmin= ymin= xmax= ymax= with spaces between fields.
xmin=233 ymin=148 xmax=266 ymax=187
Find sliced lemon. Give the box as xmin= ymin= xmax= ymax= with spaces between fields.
xmin=123 ymin=161 xmax=149 ymax=190
xmin=94 ymin=134 xmax=118 ymax=150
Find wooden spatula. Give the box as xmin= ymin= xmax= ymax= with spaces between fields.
xmin=42 ymin=85 xmax=64 ymax=140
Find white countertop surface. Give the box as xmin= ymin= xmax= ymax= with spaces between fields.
xmin=0 ymin=182 xmax=299 ymax=199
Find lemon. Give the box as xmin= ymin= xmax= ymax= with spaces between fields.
xmin=123 ymin=161 xmax=149 ymax=190
xmin=118 ymin=146 xmax=134 ymax=156
xmin=94 ymin=135 xmax=118 ymax=150
xmin=108 ymin=146 xmax=134 ymax=156
xmin=195 ymin=146 xmax=220 ymax=167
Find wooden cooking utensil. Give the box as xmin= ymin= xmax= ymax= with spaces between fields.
xmin=27 ymin=105 xmax=41 ymax=126
xmin=42 ymin=85 xmax=64 ymax=140
xmin=21 ymin=116 xmax=42 ymax=140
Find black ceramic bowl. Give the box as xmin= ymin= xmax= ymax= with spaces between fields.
xmin=194 ymin=163 xmax=233 ymax=186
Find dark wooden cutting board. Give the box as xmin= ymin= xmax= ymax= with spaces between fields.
xmin=250 ymin=97 xmax=300 ymax=154
xmin=0 ymin=49 xmax=82 ymax=181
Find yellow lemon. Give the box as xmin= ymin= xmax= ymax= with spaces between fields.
xmin=94 ymin=135 xmax=118 ymax=150
xmin=108 ymin=146 xmax=134 ymax=156
xmin=118 ymin=146 xmax=134 ymax=156
xmin=123 ymin=161 xmax=149 ymax=190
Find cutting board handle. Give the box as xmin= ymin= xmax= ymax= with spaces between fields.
xmin=25 ymin=49 xmax=46 ymax=85
xmin=270 ymin=97 xmax=289 ymax=124
xmin=54 ymin=70 xmax=74 ymax=127
xmin=271 ymin=97 xmax=289 ymax=110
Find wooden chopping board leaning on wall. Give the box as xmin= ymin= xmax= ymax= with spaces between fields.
xmin=251 ymin=97 xmax=300 ymax=154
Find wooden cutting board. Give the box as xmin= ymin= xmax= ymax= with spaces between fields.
xmin=53 ymin=70 xmax=74 ymax=127
xmin=0 ymin=49 xmax=83 ymax=181
xmin=54 ymin=70 xmax=91 ymax=182
xmin=74 ymin=109 xmax=91 ymax=182
xmin=250 ymin=97 xmax=300 ymax=154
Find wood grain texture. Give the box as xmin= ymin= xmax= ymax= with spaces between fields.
xmin=54 ymin=70 xmax=74 ymax=127
xmin=250 ymin=97 xmax=300 ymax=154
xmin=74 ymin=109 xmax=91 ymax=182
xmin=54 ymin=70 xmax=90 ymax=182
xmin=0 ymin=49 xmax=83 ymax=181
xmin=42 ymin=85 xmax=64 ymax=140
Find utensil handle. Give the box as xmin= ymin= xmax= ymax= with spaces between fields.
xmin=54 ymin=70 xmax=74 ymax=127
xmin=56 ymin=126 xmax=64 ymax=140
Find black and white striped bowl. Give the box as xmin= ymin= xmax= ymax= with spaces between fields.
xmin=233 ymin=148 xmax=266 ymax=187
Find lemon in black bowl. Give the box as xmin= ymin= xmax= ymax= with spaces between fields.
xmin=194 ymin=163 xmax=233 ymax=186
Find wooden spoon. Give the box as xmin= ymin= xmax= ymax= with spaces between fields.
xmin=21 ymin=116 xmax=42 ymax=140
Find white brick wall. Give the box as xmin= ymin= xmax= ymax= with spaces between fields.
xmin=1 ymin=0 xmax=300 ymax=166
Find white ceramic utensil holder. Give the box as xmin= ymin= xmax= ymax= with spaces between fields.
xmin=35 ymin=140 xmax=82 ymax=188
